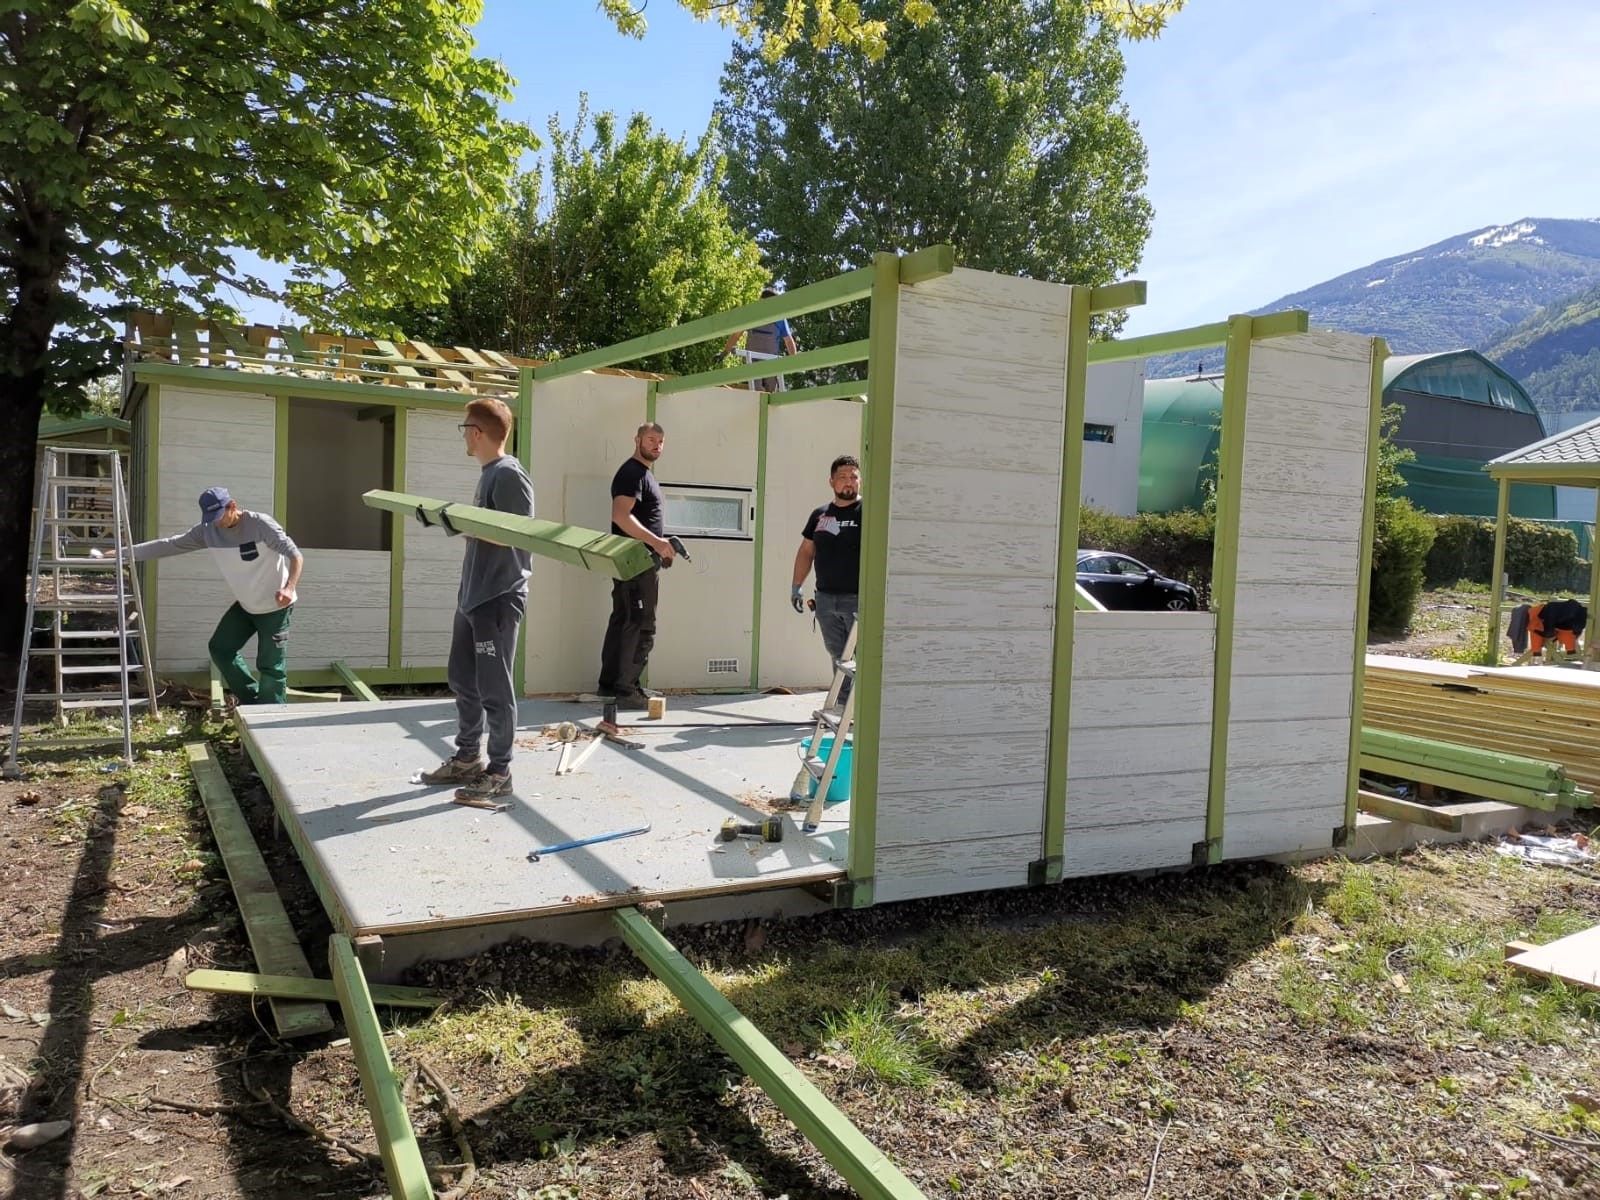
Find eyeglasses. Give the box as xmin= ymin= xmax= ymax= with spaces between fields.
xmin=458 ymin=423 xmax=481 ymax=433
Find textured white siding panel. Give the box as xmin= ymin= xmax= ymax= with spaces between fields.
xmin=1223 ymin=331 xmax=1372 ymax=862
xmin=878 ymin=681 xmax=1049 ymax=740
xmin=1062 ymin=820 xmax=1202 ymax=878
xmin=883 ymin=574 xmax=1055 ymax=632
xmin=891 ymin=406 xmax=1064 ymax=477
xmin=881 ymin=629 xmax=1055 ymax=685
xmin=1071 ymin=611 xmax=1216 ymax=679
xmin=872 ymin=834 xmax=1038 ymax=904
xmin=885 ymin=520 xmax=1057 ymax=579
xmin=1065 ymin=771 xmax=1209 ymax=829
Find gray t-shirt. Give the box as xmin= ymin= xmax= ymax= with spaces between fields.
xmin=133 ymin=511 xmax=300 ymax=615
xmin=458 ymin=455 xmax=535 ymax=612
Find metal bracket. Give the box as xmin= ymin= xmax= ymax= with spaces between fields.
xmin=1027 ymin=856 xmax=1062 ymax=886
xmin=435 ymin=504 xmax=459 ymax=536
xmin=829 ymin=877 xmax=874 ymax=910
xmin=1191 ymin=838 xmax=1220 ymax=869
xmin=1332 ymin=824 xmax=1352 ymax=849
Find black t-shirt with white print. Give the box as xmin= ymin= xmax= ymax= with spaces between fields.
xmin=802 ymin=501 xmax=862 ymax=595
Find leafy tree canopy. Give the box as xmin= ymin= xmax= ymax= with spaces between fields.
xmin=714 ymin=0 xmax=1153 ymax=349
xmin=374 ymin=101 xmax=767 ymax=375
xmin=600 ymin=0 xmax=1187 ymax=60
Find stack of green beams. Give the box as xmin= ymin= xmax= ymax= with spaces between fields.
xmin=1359 ymin=727 xmax=1595 ymax=811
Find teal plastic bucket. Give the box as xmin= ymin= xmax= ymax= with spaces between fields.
xmin=800 ymin=734 xmax=853 ymax=803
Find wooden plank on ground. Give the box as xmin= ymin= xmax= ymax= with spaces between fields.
xmin=184 ymin=968 xmax=445 ymax=1009
xmin=1356 ymin=790 xmax=1465 ymax=831
xmin=1506 ymin=926 xmax=1600 ymax=993
xmin=184 ymin=742 xmax=334 ymax=1038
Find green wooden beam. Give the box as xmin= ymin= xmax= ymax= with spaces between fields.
xmin=1358 ymin=755 xmax=1584 ymax=811
xmin=1249 ymin=310 xmax=1312 ymax=339
xmin=184 ymin=742 xmax=334 ymax=1038
xmin=655 ymin=339 xmax=870 ymax=396
xmin=897 ymin=243 xmax=956 ymax=285
xmin=208 ymin=660 xmax=224 ymax=712
xmin=184 ymin=968 xmax=446 ymax=1009
xmin=1202 ymin=315 xmax=1256 ymax=865
xmin=1487 ymin=475 xmax=1511 ymax=664
xmin=1589 ymin=487 xmax=1600 ymax=666
xmin=1040 ymin=284 xmax=1095 ymax=885
xmin=1487 ymin=463 xmax=1600 ymax=483
xmin=847 ymin=252 xmax=905 ymax=904
xmin=1087 ymin=280 xmax=1148 ymax=313
xmin=132 ymin=362 xmax=470 ymax=412
xmin=328 ymin=935 xmax=435 ymax=1200
xmin=514 ymin=368 xmax=534 ymax=698
xmin=274 ymin=395 xmax=289 ymax=527
xmin=766 ymin=378 xmax=869 ymax=408
xmin=362 ymin=489 xmax=655 ymax=580
xmin=1355 ymin=791 xmax=1465 ymax=832
xmin=532 ymin=267 xmax=876 ymax=382
xmin=612 ymin=907 xmax=927 ymax=1200
xmin=388 ymin=407 xmax=407 ymax=670
xmin=1345 ymin=338 xmax=1388 ymax=834
xmin=144 ymin=386 xmax=160 ymax=666
xmin=333 ymin=660 xmax=381 ymax=703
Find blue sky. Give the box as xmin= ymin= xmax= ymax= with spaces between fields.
xmin=242 ymin=0 xmax=1600 ymax=337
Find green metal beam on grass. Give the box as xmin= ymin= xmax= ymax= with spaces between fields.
xmin=328 ymin=934 xmax=435 ymax=1200
xmin=1344 ymin=338 xmax=1388 ymax=835
xmin=362 ymin=489 xmax=655 ymax=580
xmin=612 ymin=907 xmax=927 ymax=1200
xmin=767 ymin=379 xmax=869 ymax=408
xmin=897 ymin=243 xmax=956 ymax=284
xmin=185 ymin=968 xmax=446 ymax=1009
xmin=531 ymin=267 xmax=876 ymax=382
xmin=1039 ymin=284 xmax=1095 ymax=885
xmin=1087 ymin=280 xmax=1148 ymax=314
xmin=185 ymin=743 xmax=334 ymax=1038
xmin=655 ymin=339 xmax=869 ymax=396
xmin=1202 ymin=315 xmax=1257 ymax=865
xmin=333 ymin=661 xmax=380 ymax=703
xmin=1487 ymin=476 xmax=1511 ymax=664
xmin=846 ymin=252 xmax=905 ymax=903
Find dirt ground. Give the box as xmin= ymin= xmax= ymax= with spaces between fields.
xmin=2 ymin=654 xmax=1598 ymax=1198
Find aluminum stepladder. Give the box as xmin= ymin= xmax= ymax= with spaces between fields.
xmin=795 ymin=620 xmax=856 ymax=833
xmin=6 ymin=447 xmax=159 ymax=772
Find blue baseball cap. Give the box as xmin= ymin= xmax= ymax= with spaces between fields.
xmin=198 ymin=486 xmax=232 ymax=524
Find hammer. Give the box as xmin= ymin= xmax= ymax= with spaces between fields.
xmin=720 ymin=815 xmax=784 ymax=843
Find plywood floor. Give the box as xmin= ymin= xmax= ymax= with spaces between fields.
xmin=235 ymin=694 xmax=849 ymax=936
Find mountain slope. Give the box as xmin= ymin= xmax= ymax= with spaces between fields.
xmin=1480 ymin=283 xmax=1600 ymax=415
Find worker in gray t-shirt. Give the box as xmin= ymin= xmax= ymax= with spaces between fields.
xmin=103 ymin=486 xmax=303 ymax=704
xmin=416 ymin=398 xmax=534 ymax=807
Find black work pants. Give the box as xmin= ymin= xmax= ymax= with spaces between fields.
xmin=598 ymin=568 xmax=659 ymax=697
xmin=447 ymin=593 xmax=524 ymax=776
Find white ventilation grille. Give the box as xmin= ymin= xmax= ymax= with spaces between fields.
xmin=707 ymin=658 xmax=741 ymax=675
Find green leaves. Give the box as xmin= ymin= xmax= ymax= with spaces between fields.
xmin=369 ymin=100 xmax=767 ymax=376
xmin=715 ymin=0 xmax=1153 ymax=350
xmin=66 ymin=0 xmax=150 ymax=45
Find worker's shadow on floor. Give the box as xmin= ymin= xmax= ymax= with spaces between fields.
xmin=446 ymin=859 xmax=1326 ymax=1194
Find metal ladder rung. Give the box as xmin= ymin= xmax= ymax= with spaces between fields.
xmin=59 ymin=663 xmax=143 ymax=677
xmin=35 ymin=558 xmax=123 ymax=569
xmin=54 ymin=625 xmax=138 ymax=640
xmin=31 ymin=596 xmax=127 ymax=608
xmin=812 ymin=708 xmax=844 ymax=730
xmin=23 ymin=695 xmax=138 ymax=709
xmin=44 ymin=476 xmax=118 ymax=487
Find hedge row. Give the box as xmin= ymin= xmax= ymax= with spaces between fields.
xmin=1423 ymin=515 xmax=1584 ymax=591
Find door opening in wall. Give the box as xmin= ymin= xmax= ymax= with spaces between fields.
xmin=287 ymin=398 xmax=394 ymax=551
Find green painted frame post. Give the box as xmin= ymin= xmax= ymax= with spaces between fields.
xmin=514 ymin=368 xmax=534 ymax=696
xmin=328 ymin=934 xmax=435 ymax=1200
xmin=845 ymin=252 xmax=905 ymax=906
xmin=273 ymin=395 xmax=290 ymax=525
xmin=1487 ymin=475 xmax=1511 ymax=665
xmin=1201 ymin=315 xmax=1256 ymax=865
xmin=1589 ymin=485 xmax=1600 ymax=665
xmin=1038 ymin=285 xmax=1094 ymax=885
xmin=645 ymin=378 xmax=657 ymax=426
xmin=750 ymin=393 xmax=770 ymax=689
xmin=333 ymin=660 xmax=381 ymax=703
xmin=612 ymin=907 xmax=927 ymax=1200
xmin=1343 ymin=337 xmax=1389 ymax=837
xmin=387 ymin=405 xmax=408 ymax=669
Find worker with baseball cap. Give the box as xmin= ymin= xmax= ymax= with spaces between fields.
xmin=105 ymin=486 xmax=304 ymax=704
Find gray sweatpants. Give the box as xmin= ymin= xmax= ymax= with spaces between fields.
xmin=447 ymin=593 xmax=524 ymax=775
xmin=814 ymin=591 xmax=858 ymax=703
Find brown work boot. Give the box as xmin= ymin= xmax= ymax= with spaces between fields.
xmin=419 ymin=754 xmax=486 ymax=786
xmin=454 ymin=772 xmax=511 ymax=806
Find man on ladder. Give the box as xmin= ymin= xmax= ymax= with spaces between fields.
xmin=102 ymin=486 xmax=303 ymax=705
xmin=791 ymin=454 xmax=862 ymax=702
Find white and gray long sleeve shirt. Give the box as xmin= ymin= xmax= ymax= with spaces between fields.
xmin=133 ymin=511 xmax=301 ymax=615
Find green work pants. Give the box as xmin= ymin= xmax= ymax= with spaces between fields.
xmin=208 ymin=602 xmax=293 ymax=705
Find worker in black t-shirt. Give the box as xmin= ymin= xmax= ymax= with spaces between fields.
xmin=792 ymin=454 xmax=862 ymax=700
xmin=598 ymin=422 xmax=675 ymax=709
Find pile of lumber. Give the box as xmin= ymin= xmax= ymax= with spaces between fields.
xmin=1359 ymin=726 xmax=1594 ymax=811
xmin=1364 ymin=654 xmax=1600 ymax=800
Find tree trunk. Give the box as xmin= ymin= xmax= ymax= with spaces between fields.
xmin=0 ymin=371 xmax=47 ymax=679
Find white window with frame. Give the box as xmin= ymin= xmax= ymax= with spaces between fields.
xmin=659 ymin=483 xmax=753 ymax=541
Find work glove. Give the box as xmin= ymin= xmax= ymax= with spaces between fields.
xmin=791 ymin=585 xmax=805 ymax=614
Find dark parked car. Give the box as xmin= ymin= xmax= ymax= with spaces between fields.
xmin=1076 ymin=550 xmax=1199 ymax=611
